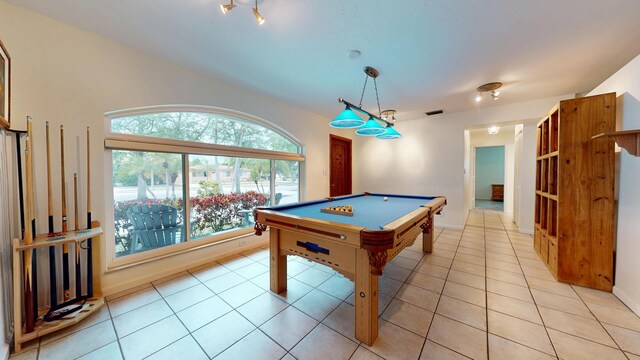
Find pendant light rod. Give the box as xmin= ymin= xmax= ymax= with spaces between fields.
xmin=338 ymin=98 xmax=395 ymax=127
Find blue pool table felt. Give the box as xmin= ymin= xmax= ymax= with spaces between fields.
xmin=271 ymin=194 xmax=436 ymax=230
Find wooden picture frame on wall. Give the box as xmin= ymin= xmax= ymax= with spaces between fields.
xmin=0 ymin=38 xmax=10 ymax=130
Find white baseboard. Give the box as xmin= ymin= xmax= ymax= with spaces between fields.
xmin=102 ymin=237 xmax=268 ymax=297
xmin=518 ymin=228 xmax=534 ymax=235
xmin=613 ymin=285 xmax=640 ymax=317
xmin=2 ymin=342 xmax=9 ymax=360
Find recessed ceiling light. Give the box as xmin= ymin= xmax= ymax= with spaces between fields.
xmin=348 ymin=50 xmax=362 ymax=59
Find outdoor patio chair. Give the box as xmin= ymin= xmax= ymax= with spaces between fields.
xmin=126 ymin=204 xmax=181 ymax=254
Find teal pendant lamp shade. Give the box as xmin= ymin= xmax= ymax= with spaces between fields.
xmin=330 ymin=105 xmax=366 ymax=128
xmin=376 ymin=125 xmax=402 ymax=139
xmin=355 ymin=116 xmax=387 ymax=136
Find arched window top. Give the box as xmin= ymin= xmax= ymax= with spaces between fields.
xmin=106 ymin=105 xmax=301 ymax=154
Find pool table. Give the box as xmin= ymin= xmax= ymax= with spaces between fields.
xmin=253 ymin=192 xmax=447 ymax=345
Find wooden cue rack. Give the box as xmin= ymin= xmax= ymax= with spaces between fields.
xmin=12 ymin=226 xmax=104 ymax=352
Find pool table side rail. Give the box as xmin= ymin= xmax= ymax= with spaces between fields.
xmin=254 ymin=209 xmax=365 ymax=247
xmin=379 ymin=196 xmax=446 ymax=231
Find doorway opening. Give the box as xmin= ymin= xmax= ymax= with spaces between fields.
xmin=475 ymin=146 xmax=505 ymax=211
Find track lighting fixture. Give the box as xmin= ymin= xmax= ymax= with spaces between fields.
xmin=253 ymin=0 xmax=265 ymax=25
xmin=475 ymin=82 xmax=503 ymax=102
xmin=220 ymin=0 xmax=265 ymax=25
xmin=220 ymin=0 xmax=235 ymax=14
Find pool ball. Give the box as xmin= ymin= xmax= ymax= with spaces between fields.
xmin=383 ymin=197 xmax=389 ymax=201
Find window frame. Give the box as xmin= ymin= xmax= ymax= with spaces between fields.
xmin=104 ymin=105 xmax=305 ymax=270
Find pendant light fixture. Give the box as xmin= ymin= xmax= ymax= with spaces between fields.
xmin=330 ymin=104 xmax=365 ymax=128
xmin=356 ymin=116 xmax=386 ymax=136
xmin=334 ymin=66 xmax=401 ymax=139
xmin=377 ymin=125 xmax=402 ymax=139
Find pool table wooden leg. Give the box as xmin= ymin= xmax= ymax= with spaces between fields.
xmin=422 ymin=211 xmax=435 ymax=253
xmin=269 ymin=228 xmax=287 ymax=293
xmin=355 ymin=248 xmax=378 ymax=346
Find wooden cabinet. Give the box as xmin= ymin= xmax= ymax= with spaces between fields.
xmin=534 ymin=93 xmax=616 ymax=291
xmin=491 ymin=184 xmax=504 ymax=201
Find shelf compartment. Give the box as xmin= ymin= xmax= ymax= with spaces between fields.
xmin=540 ymin=197 xmax=548 ymax=230
xmin=542 ymin=119 xmax=550 ymax=155
xmin=549 ymin=156 xmax=558 ymax=195
xmin=535 ymin=160 xmax=542 ymax=191
xmin=541 ymin=158 xmax=549 ymax=193
xmin=535 ymin=194 xmax=541 ymax=225
xmin=548 ymin=199 xmax=557 ymax=237
xmin=550 ymin=110 xmax=559 ymax=152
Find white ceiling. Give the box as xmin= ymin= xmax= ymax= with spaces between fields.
xmin=8 ymin=0 xmax=640 ymax=120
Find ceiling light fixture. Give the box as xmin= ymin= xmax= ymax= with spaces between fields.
xmin=220 ymin=0 xmax=264 ymax=25
xmin=475 ymin=82 xmax=503 ymax=102
xmin=253 ymin=0 xmax=265 ymax=25
xmin=488 ymin=126 xmax=500 ymax=135
xmin=381 ymin=110 xmax=397 ymax=123
xmin=220 ymin=0 xmax=235 ymax=14
xmin=333 ymin=66 xmax=401 ymax=139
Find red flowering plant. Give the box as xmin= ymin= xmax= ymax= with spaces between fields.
xmin=190 ymin=191 xmax=267 ymax=237
xmin=114 ymin=191 xmax=267 ymax=255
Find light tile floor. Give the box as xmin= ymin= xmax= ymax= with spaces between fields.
xmin=11 ymin=209 xmax=640 ymax=359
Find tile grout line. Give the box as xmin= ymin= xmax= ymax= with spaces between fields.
xmin=503 ymin=215 xmax=633 ymax=356
xmin=499 ymin=213 xmax=559 ymax=359
xmin=484 ymin=210 xmax=490 ymax=360
xmin=416 ymin=219 xmax=472 ymax=359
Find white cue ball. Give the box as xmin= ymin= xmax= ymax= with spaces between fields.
xmin=383 ymin=197 xmax=389 ymax=201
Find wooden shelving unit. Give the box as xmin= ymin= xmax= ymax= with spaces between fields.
xmin=592 ymin=129 xmax=640 ymax=156
xmin=534 ymin=93 xmax=616 ymax=291
xmin=12 ymin=226 xmax=103 ymax=352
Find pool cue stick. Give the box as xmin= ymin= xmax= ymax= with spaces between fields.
xmin=74 ymin=173 xmax=82 ymax=299
xmin=60 ymin=125 xmax=70 ymax=301
xmin=29 ymin=120 xmax=39 ymax=322
xmin=45 ymin=121 xmax=58 ymax=310
xmin=86 ymin=126 xmax=93 ymax=298
xmin=24 ymin=119 xmax=35 ymax=332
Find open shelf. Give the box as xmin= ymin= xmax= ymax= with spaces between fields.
xmin=550 ymin=111 xmax=559 ymax=152
xmin=549 ymin=156 xmax=558 ymax=195
xmin=541 ymin=158 xmax=548 ymax=193
xmin=542 ymin=119 xmax=550 ymax=155
xmin=592 ymin=130 xmax=640 ymax=156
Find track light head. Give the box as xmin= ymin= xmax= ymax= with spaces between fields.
xmin=253 ymin=0 xmax=265 ymax=25
xmin=220 ymin=0 xmax=235 ymax=14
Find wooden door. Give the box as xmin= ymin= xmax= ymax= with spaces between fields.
xmin=330 ymin=135 xmax=352 ymax=197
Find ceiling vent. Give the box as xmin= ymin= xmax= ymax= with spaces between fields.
xmin=425 ymin=110 xmax=444 ymax=116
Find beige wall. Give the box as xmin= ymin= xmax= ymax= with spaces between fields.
xmin=588 ymin=54 xmax=640 ymax=316
xmin=0 ymin=0 xmax=358 ymax=305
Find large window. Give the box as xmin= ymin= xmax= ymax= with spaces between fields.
xmin=107 ymin=107 xmax=303 ymax=259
